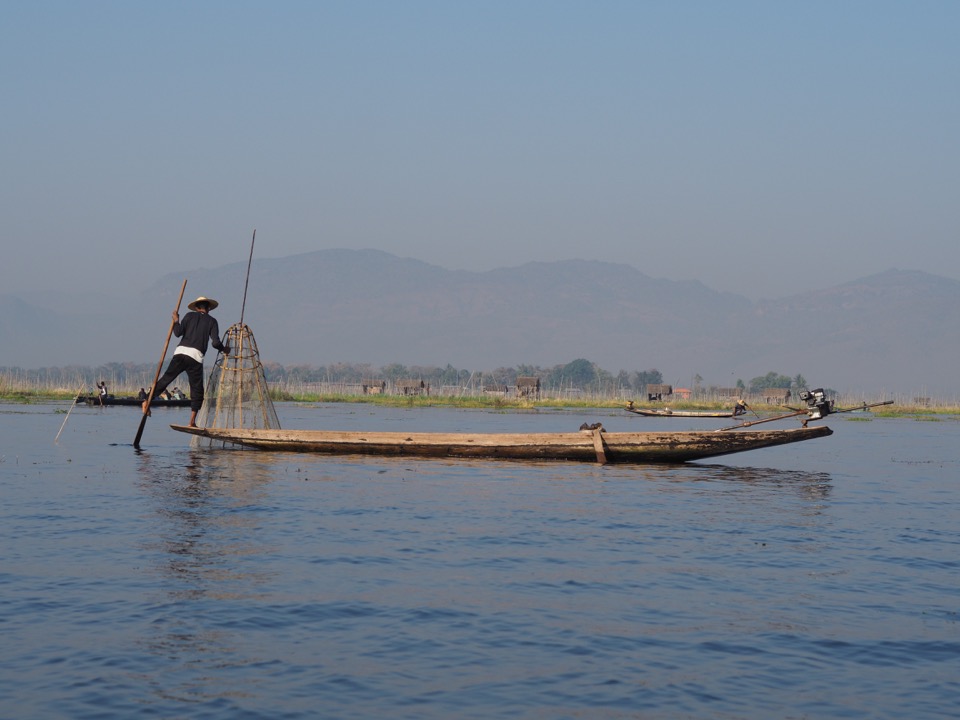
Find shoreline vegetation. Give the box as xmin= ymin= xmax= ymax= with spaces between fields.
xmin=0 ymin=383 xmax=955 ymax=418
xmin=3 ymin=362 xmax=954 ymax=417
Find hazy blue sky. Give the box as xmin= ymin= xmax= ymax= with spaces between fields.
xmin=3 ymin=1 xmax=957 ymax=300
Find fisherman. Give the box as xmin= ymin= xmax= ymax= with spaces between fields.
xmin=733 ymin=398 xmax=749 ymax=416
xmin=142 ymin=296 xmax=230 ymax=428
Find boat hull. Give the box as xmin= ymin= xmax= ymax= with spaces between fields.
xmin=626 ymin=408 xmax=735 ymax=418
xmin=77 ymin=395 xmax=191 ymax=407
xmin=170 ymin=425 xmax=832 ymax=464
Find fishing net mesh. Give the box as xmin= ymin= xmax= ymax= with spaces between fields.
xmin=191 ymin=323 xmax=280 ymax=449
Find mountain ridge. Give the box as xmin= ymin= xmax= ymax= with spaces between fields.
xmin=3 ymin=251 xmax=956 ymax=395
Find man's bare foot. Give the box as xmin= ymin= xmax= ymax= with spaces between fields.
xmin=141 ymin=401 xmax=151 ymax=416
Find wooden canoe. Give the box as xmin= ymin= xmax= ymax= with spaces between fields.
xmin=170 ymin=424 xmax=832 ymax=464
xmin=77 ymin=395 xmax=191 ymax=407
xmin=625 ymin=407 xmax=735 ymax=418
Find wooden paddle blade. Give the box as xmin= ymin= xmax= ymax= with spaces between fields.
xmin=133 ymin=412 xmax=149 ymax=449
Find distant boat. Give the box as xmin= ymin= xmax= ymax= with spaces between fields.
xmin=625 ymin=406 xmax=735 ymax=418
xmin=170 ymin=424 xmax=832 ymax=464
xmin=76 ymin=394 xmax=191 ymax=408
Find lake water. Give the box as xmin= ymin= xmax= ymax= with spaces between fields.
xmin=1 ymin=401 xmax=957 ymax=719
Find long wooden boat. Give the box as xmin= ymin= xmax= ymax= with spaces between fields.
xmin=170 ymin=424 xmax=832 ymax=464
xmin=77 ymin=395 xmax=191 ymax=407
xmin=625 ymin=407 xmax=735 ymax=418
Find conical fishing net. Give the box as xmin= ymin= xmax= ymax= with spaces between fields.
xmin=191 ymin=323 xmax=280 ymax=449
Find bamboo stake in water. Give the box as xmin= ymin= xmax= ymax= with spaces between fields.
xmin=54 ymin=382 xmax=87 ymax=444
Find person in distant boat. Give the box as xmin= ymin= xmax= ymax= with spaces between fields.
xmin=97 ymin=381 xmax=108 ymax=405
xmin=137 ymin=388 xmax=148 ymax=401
xmin=733 ymin=399 xmax=749 ymax=416
xmin=142 ymin=295 xmax=230 ymax=428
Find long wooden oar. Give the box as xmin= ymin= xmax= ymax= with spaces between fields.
xmin=134 ymin=279 xmax=187 ymax=448
xmin=718 ymin=409 xmax=807 ymax=431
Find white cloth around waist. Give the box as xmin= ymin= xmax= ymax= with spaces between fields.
xmin=173 ymin=346 xmax=204 ymax=363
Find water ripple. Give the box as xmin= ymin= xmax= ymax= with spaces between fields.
xmin=1 ymin=404 xmax=958 ymax=719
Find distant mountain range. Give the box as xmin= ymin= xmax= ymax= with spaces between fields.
xmin=3 ymin=250 xmax=957 ymax=395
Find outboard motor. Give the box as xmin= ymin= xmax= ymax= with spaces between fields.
xmin=800 ymin=388 xmax=833 ymax=419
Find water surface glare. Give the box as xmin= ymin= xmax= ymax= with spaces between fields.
xmin=1 ymin=402 xmax=958 ymax=718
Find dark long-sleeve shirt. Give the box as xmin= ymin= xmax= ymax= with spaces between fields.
xmin=173 ymin=311 xmax=227 ymax=359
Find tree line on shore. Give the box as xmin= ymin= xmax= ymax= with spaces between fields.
xmin=1 ymin=360 xmax=804 ymax=397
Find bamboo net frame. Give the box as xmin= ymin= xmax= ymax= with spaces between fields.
xmin=191 ymin=323 xmax=280 ymax=449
